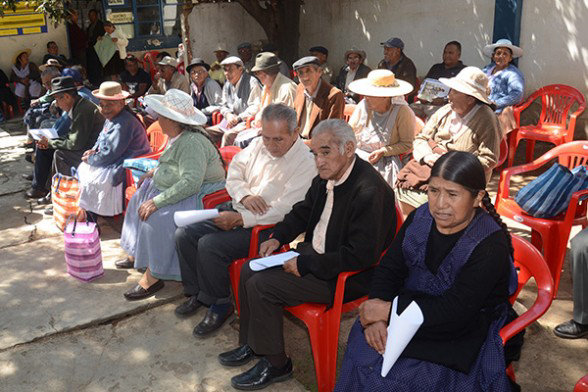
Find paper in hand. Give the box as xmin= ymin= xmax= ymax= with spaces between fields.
xmin=380 ymin=297 xmax=424 ymax=377
xmin=29 ymin=128 xmax=59 ymax=141
xmin=249 ymin=251 xmax=300 ymax=271
xmin=174 ymin=209 xmax=220 ymax=227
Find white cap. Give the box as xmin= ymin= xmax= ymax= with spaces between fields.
xmin=220 ymin=56 xmax=244 ymax=67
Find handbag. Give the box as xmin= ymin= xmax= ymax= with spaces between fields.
xmin=64 ymin=215 xmax=104 ymax=282
xmin=515 ymin=163 xmax=588 ymax=218
xmin=122 ymin=157 xmax=159 ymax=183
xmin=51 ymin=168 xmax=81 ymax=231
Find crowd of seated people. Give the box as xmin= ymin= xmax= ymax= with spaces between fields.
xmin=17 ymin=31 xmax=587 ymax=391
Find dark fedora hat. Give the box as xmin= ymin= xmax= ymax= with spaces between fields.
xmin=48 ymin=76 xmax=77 ymax=96
xmin=186 ymin=58 xmax=210 ymax=73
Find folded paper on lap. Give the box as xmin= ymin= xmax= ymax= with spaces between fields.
xmin=381 ymin=296 xmax=424 ymax=377
xmin=249 ymin=250 xmax=300 ymax=271
xmin=29 ymin=128 xmax=59 ymax=140
xmin=174 ymin=209 xmax=219 ymax=227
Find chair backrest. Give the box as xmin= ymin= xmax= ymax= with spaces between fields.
xmin=499 ymin=235 xmax=554 ymax=345
xmin=142 ymin=50 xmax=160 ymax=81
xmin=496 ymin=137 xmax=508 ymax=168
xmin=530 ymin=84 xmax=586 ymax=130
xmin=509 ymin=235 xmax=554 ymax=303
xmin=530 ymin=140 xmax=588 ymax=170
xmin=219 ymin=146 xmax=241 ymax=167
xmin=145 ymin=121 xmax=168 ymax=153
xmin=343 ymin=104 xmax=356 ymax=122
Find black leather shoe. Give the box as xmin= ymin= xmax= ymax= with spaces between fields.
xmin=231 ymin=357 xmax=293 ymax=390
xmin=192 ymin=304 xmax=234 ymax=338
xmin=115 ymin=258 xmax=134 ymax=269
xmin=44 ymin=206 xmax=53 ymax=216
xmin=218 ymin=344 xmax=255 ymax=367
xmin=37 ymin=194 xmax=51 ymax=205
xmin=25 ymin=188 xmax=47 ymax=199
xmin=175 ymin=296 xmax=202 ymax=317
xmin=22 ymin=173 xmax=33 ymax=181
xmin=554 ymin=319 xmax=588 ymax=339
xmin=123 ymin=280 xmax=164 ymax=301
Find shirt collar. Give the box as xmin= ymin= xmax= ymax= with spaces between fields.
xmin=328 ymin=156 xmax=356 ymax=189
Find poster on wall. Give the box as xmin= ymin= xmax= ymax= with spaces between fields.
xmin=107 ymin=0 xmax=125 ymax=5
xmin=0 ymin=3 xmax=47 ymax=36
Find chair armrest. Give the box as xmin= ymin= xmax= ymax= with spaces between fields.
xmin=330 ymin=269 xmax=372 ymax=315
xmin=497 ymin=160 xmax=546 ymax=200
xmin=202 ymin=188 xmax=231 ymax=209
xmin=248 ymin=224 xmax=277 ymax=258
xmin=500 ymin=288 xmax=552 ymax=344
xmin=563 ymin=189 xmax=588 ymax=225
xmin=512 ymin=91 xmax=539 ymax=125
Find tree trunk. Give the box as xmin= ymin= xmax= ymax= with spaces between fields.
xmin=236 ymin=0 xmax=302 ymax=66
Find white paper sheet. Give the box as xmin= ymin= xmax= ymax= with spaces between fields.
xmin=29 ymin=128 xmax=59 ymax=140
xmin=249 ymin=251 xmax=300 ymax=271
xmin=174 ymin=209 xmax=220 ymax=227
xmin=381 ymin=297 xmax=424 ymax=377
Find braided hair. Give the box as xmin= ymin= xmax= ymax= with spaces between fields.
xmin=180 ymin=123 xmax=226 ymax=171
xmin=430 ymin=151 xmax=514 ymax=257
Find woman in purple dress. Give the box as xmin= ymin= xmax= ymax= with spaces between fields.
xmin=335 ymin=151 xmax=521 ymax=392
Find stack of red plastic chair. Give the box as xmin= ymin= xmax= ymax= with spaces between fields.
xmin=495 ymin=140 xmax=588 ymax=296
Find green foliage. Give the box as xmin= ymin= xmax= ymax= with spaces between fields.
xmin=0 ymin=0 xmax=69 ymax=23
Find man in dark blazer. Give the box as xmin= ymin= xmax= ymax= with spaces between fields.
xmin=292 ymin=56 xmax=344 ymax=139
xmin=27 ymin=76 xmax=104 ymax=203
xmin=335 ymin=48 xmax=372 ymax=103
xmin=219 ymin=119 xmax=397 ymax=390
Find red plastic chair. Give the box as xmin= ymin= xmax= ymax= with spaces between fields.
xmin=283 ymin=205 xmax=404 ymax=392
xmin=211 ymin=111 xmax=224 ymax=126
xmin=219 ymin=146 xmax=241 ymax=168
xmin=575 ymin=374 xmax=588 ymax=392
xmin=495 ymin=137 xmax=509 ymax=170
xmin=202 ymin=188 xmax=230 ymax=209
xmin=343 ymin=104 xmax=356 ymax=123
xmin=495 ymin=141 xmax=588 ymax=295
xmin=142 ymin=50 xmax=160 ymax=82
xmin=124 ymin=121 xmax=169 ymax=210
xmin=500 ymin=235 xmax=554 ymax=382
xmin=507 ymin=84 xmax=586 ymax=167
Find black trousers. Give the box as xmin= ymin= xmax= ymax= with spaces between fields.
xmin=174 ymin=202 xmax=271 ymax=305
xmin=238 ymin=258 xmax=332 ymax=356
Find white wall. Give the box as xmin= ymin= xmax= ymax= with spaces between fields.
xmin=187 ymin=2 xmax=267 ymax=65
xmin=519 ymin=0 xmax=588 ymax=94
xmin=299 ymin=0 xmax=496 ymax=78
xmin=0 ymin=23 xmax=68 ymax=76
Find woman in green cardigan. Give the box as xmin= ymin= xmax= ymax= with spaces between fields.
xmin=119 ymin=89 xmax=226 ymax=301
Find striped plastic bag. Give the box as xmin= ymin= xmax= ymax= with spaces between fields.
xmin=515 ymin=163 xmax=588 ymax=218
xmin=64 ymin=215 xmax=103 ymax=282
xmin=52 ymin=170 xmax=81 ymax=231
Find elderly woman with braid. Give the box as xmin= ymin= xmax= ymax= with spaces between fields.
xmin=335 ymin=151 xmax=521 ymax=392
xmin=118 ymin=89 xmax=226 ymax=301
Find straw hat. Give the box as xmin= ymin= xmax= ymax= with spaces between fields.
xmin=13 ymin=48 xmax=31 ymax=65
xmin=92 ymin=81 xmax=131 ymax=100
xmin=348 ymin=70 xmax=413 ymax=97
xmin=39 ymin=59 xmax=63 ymax=71
xmin=439 ymin=66 xmax=492 ymax=105
xmin=143 ymin=89 xmax=207 ymax=126
xmin=483 ymin=38 xmax=523 ymax=58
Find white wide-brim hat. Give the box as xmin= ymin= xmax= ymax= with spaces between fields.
xmin=439 ymin=66 xmax=492 ymax=105
xmin=143 ymin=89 xmax=207 ymax=126
xmin=483 ymin=38 xmax=523 ymax=58
xmin=348 ymin=69 xmax=413 ymax=97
